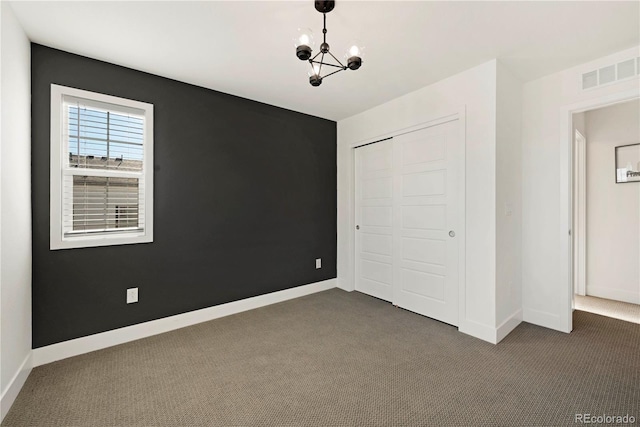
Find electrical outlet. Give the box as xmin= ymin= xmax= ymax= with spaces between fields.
xmin=316 ymin=258 xmax=322 ymax=269
xmin=127 ymin=287 xmax=138 ymax=304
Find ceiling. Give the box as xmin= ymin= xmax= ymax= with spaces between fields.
xmin=9 ymin=1 xmax=640 ymax=121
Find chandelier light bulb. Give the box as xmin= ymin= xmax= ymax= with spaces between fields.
xmin=294 ymin=28 xmax=314 ymax=48
xmin=345 ymin=42 xmax=364 ymax=70
xmin=309 ymin=64 xmax=321 ymax=76
xmin=308 ymin=63 xmax=322 ymax=86
xmin=294 ymin=28 xmax=314 ymax=61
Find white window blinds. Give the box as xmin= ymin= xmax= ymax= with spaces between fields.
xmin=62 ymin=96 xmax=146 ymax=236
xmin=51 ymin=84 xmax=153 ymax=250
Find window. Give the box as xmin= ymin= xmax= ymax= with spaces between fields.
xmin=50 ymin=84 xmax=153 ymax=249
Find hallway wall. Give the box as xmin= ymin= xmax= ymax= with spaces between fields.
xmin=585 ymin=100 xmax=640 ymax=304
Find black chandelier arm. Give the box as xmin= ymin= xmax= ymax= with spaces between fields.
xmin=310 ymin=51 xmax=322 ymax=62
xmin=319 ymin=52 xmax=326 ymax=75
xmin=326 ymin=50 xmax=346 ymax=68
xmin=319 ymin=67 xmax=347 ymax=80
xmin=309 ymin=60 xmax=344 ymax=69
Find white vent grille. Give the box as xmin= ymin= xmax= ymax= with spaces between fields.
xmin=581 ymin=57 xmax=639 ymax=90
xmin=598 ymin=65 xmax=616 ymax=85
xmin=617 ymin=59 xmax=636 ymax=80
xmin=582 ymin=71 xmax=598 ymax=89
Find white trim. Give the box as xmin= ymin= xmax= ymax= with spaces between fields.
xmin=0 ymin=352 xmax=32 ymax=423
xmin=496 ymin=309 xmax=523 ymax=343
xmin=523 ymin=307 xmax=561 ymax=331
xmin=63 ymin=93 xmax=145 ymax=117
xmin=456 ymin=107 xmax=467 ymax=336
xmin=50 ymin=84 xmax=154 ymax=250
xmin=457 ymin=309 xmax=522 ymax=345
xmin=458 ymin=319 xmax=498 ymax=344
xmin=586 ymin=286 xmax=640 ymax=305
xmin=573 ymin=130 xmax=587 ymax=296
xmin=63 ymin=168 xmax=142 ymax=179
xmin=559 ymin=89 xmax=640 ymax=333
xmin=32 ymin=278 xmax=336 ymax=367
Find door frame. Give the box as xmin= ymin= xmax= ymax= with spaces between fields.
xmin=559 ymin=90 xmax=639 ymax=333
xmin=573 ymin=129 xmax=586 ymax=297
xmin=347 ymin=107 xmax=466 ymax=327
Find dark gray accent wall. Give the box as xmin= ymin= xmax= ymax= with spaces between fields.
xmin=32 ymin=44 xmax=337 ymax=348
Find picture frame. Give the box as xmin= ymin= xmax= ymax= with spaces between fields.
xmin=615 ymin=143 xmax=640 ymax=183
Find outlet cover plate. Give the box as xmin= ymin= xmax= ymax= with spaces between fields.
xmin=127 ymin=287 xmax=138 ymax=304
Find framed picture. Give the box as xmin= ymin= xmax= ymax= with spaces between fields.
xmin=615 ymin=143 xmax=640 ymax=183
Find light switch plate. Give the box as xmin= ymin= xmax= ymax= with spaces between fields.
xmin=315 ymin=258 xmax=322 ymax=269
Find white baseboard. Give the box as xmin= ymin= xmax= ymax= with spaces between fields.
xmin=33 ymin=278 xmax=337 ymax=367
xmin=1 ymin=352 xmax=32 ymax=423
xmin=496 ymin=309 xmax=523 ymax=343
xmin=586 ymin=286 xmax=640 ymax=305
xmin=458 ymin=319 xmax=498 ymax=344
xmin=458 ymin=309 xmax=523 ymax=344
xmin=336 ymin=278 xmax=354 ymax=292
xmin=523 ymin=306 xmax=564 ymax=332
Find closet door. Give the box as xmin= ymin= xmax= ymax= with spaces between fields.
xmin=354 ymin=119 xmax=461 ymax=326
xmin=355 ymin=139 xmax=394 ymax=302
xmin=393 ymin=120 xmax=460 ymax=326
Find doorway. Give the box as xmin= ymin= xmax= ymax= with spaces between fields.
xmin=570 ymin=99 xmax=640 ymax=324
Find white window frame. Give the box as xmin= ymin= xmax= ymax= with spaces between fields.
xmin=50 ymin=84 xmax=154 ymax=250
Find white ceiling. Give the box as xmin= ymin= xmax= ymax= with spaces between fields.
xmin=9 ymin=1 xmax=640 ymax=121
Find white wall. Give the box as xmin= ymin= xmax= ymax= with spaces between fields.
xmin=0 ymin=2 xmax=32 ymax=421
xmin=522 ymin=46 xmax=640 ymax=332
xmin=495 ymin=61 xmax=523 ymax=339
xmin=585 ymin=100 xmax=640 ymax=304
xmin=337 ymin=60 xmax=500 ymax=342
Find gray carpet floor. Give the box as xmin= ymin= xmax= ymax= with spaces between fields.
xmin=3 ymin=289 xmax=639 ymax=427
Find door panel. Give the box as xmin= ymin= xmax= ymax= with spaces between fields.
xmin=361 ymin=206 xmax=393 ymax=228
xmin=402 ymin=237 xmax=445 ymax=265
xmin=402 ymin=171 xmax=446 ymax=196
xmin=394 ymin=120 xmax=459 ymax=326
xmin=401 ymin=269 xmax=445 ymax=301
xmin=402 ymin=205 xmax=446 ymax=230
xmin=355 ymin=139 xmax=394 ymax=302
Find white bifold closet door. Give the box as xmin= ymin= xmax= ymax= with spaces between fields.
xmin=355 ymin=119 xmax=460 ymax=326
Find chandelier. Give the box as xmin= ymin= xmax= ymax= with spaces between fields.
xmin=294 ymin=1 xmax=363 ymax=87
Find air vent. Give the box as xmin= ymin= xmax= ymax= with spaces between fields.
xmin=598 ymin=65 xmax=616 ymax=85
xmin=581 ymin=57 xmax=639 ymax=90
xmin=582 ymin=71 xmax=598 ymax=90
xmin=617 ymin=59 xmax=636 ymax=79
